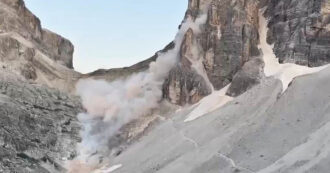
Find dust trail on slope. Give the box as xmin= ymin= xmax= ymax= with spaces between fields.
xmin=66 ymin=13 xmax=209 ymax=172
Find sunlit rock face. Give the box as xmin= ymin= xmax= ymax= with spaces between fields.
xmin=0 ymin=0 xmax=80 ymax=92
xmin=264 ymin=0 xmax=330 ymax=67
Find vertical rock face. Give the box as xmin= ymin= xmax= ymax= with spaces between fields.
xmin=163 ymin=0 xmax=263 ymax=105
xmin=201 ymin=0 xmax=260 ymax=90
xmin=264 ymin=0 xmax=330 ymax=66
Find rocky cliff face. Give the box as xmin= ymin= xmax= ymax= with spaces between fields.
xmin=163 ymin=0 xmax=264 ymax=104
xmin=163 ymin=0 xmax=330 ymax=103
xmin=0 ymin=0 xmax=80 ymax=92
xmin=264 ymin=0 xmax=330 ymax=67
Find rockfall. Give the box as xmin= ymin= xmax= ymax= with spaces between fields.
xmin=0 ymin=0 xmax=330 ymax=173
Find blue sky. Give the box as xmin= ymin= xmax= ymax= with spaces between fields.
xmin=24 ymin=0 xmax=187 ymax=73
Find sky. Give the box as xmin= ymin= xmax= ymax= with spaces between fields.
xmin=24 ymin=0 xmax=187 ymax=73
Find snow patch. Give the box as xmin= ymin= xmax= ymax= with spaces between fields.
xmin=184 ymin=84 xmax=233 ymax=122
xmin=258 ymin=11 xmax=329 ymax=92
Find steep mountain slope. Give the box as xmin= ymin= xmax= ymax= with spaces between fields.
xmin=0 ymin=0 xmax=81 ymax=92
xmin=103 ymin=66 xmax=330 ymax=173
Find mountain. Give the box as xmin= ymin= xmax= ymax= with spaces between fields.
xmin=0 ymin=0 xmax=82 ymax=172
xmin=0 ymin=0 xmax=81 ymax=93
xmin=0 ymin=0 xmax=330 ymax=173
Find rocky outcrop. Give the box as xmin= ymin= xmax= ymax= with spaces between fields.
xmin=0 ymin=79 xmax=82 ymax=173
xmin=0 ymin=0 xmax=80 ymax=92
xmin=264 ymin=0 xmax=330 ymax=66
xmin=163 ymin=0 xmax=263 ymax=105
xmin=163 ymin=29 xmax=212 ymax=105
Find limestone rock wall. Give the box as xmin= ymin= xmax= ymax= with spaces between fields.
xmin=264 ymin=0 xmax=330 ymax=66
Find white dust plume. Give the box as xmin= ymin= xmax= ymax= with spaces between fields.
xmin=66 ymin=13 xmax=208 ymax=172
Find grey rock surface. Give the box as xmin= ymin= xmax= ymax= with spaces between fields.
xmin=0 ymin=79 xmax=83 ymax=173
xmin=264 ymin=0 xmax=330 ymax=66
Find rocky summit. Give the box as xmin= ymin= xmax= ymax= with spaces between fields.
xmin=0 ymin=0 xmax=330 ymax=173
